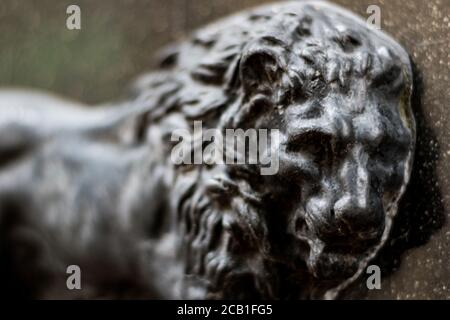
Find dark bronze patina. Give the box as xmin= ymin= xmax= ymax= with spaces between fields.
xmin=0 ymin=1 xmax=415 ymax=299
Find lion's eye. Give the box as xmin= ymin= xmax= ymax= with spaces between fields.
xmin=279 ymin=86 xmax=307 ymax=106
xmin=369 ymin=136 xmax=407 ymax=162
xmin=279 ymin=89 xmax=292 ymax=106
xmin=286 ymin=130 xmax=333 ymax=164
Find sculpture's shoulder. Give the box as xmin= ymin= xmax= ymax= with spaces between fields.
xmin=0 ymin=89 xmax=138 ymax=167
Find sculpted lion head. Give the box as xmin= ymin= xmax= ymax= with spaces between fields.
xmin=133 ymin=1 xmax=415 ymax=299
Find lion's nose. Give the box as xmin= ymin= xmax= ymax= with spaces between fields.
xmin=333 ymin=150 xmax=384 ymax=240
xmin=333 ymin=191 xmax=383 ymax=240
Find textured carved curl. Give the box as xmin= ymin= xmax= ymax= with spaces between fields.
xmin=0 ymin=1 xmax=415 ymax=299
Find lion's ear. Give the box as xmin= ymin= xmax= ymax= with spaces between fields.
xmin=239 ymin=48 xmax=283 ymax=93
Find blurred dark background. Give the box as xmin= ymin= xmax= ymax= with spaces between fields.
xmin=0 ymin=0 xmax=448 ymax=299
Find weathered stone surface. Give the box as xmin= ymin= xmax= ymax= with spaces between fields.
xmin=0 ymin=0 xmax=448 ymax=299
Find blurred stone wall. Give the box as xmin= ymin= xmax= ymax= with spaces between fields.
xmin=0 ymin=0 xmax=448 ymax=299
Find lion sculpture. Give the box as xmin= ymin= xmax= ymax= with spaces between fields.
xmin=0 ymin=1 xmax=415 ymax=299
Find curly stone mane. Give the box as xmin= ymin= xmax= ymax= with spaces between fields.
xmin=0 ymin=1 xmax=415 ymax=300
xmin=126 ymin=1 xmax=415 ymax=299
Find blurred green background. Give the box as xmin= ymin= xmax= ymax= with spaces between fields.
xmin=0 ymin=0 xmax=282 ymax=104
